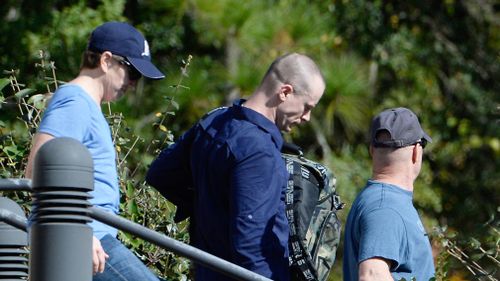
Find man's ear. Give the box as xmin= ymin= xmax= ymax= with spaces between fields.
xmin=411 ymin=144 xmax=419 ymax=164
xmin=278 ymin=84 xmax=293 ymax=102
xmin=99 ymin=51 xmax=113 ymax=73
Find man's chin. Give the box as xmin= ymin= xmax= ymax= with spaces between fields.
xmin=115 ymin=89 xmax=127 ymax=99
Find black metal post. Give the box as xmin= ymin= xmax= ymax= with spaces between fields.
xmin=90 ymin=207 xmax=273 ymax=281
xmin=0 ymin=197 xmax=29 ymax=280
xmin=29 ymin=137 xmax=94 ymax=281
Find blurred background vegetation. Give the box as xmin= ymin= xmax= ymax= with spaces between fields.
xmin=0 ymin=0 xmax=498 ymax=280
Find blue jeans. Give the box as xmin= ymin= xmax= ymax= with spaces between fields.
xmin=93 ymin=234 xmax=164 ymax=281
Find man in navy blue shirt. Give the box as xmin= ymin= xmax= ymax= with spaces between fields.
xmin=146 ymin=53 xmax=325 ymax=281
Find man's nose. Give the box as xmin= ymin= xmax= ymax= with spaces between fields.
xmin=301 ymin=111 xmax=311 ymax=122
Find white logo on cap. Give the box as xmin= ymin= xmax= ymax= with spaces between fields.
xmin=142 ymin=40 xmax=150 ymax=57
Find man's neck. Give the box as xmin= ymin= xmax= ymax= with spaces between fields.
xmin=371 ymin=172 xmax=414 ymax=192
xmin=242 ymin=92 xmax=276 ymax=124
xmin=68 ymin=72 xmax=104 ymax=106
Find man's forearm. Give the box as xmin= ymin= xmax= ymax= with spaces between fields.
xmin=359 ymin=258 xmax=394 ymax=281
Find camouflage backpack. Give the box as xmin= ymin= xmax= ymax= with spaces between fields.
xmin=282 ymin=143 xmax=344 ymax=281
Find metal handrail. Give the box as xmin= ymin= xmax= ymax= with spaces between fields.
xmin=0 ymin=208 xmax=28 ymax=231
xmin=0 ymin=178 xmax=272 ymax=281
xmin=0 ymin=178 xmax=32 ymax=191
xmin=91 ymin=207 xmax=272 ymax=281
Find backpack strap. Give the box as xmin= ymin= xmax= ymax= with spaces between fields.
xmin=282 ymin=142 xmax=304 ymax=156
xmin=284 ymin=154 xmax=318 ymax=281
xmin=282 ymin=143 xmax=345 ymax=281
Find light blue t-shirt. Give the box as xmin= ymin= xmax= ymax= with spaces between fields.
xmin=343 ymin=180 xmax=435 ymax=281
xmin=39 ymin=84 xmax=119 ymax=239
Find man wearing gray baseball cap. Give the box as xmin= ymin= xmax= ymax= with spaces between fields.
xmin=343 ymin=107 xmax=435 ymax=281
xmin=26 ymin=22 xmax=164 ymax=281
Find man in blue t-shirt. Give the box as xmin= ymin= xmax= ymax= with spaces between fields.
xmin=26 ymin=22 xmax=165 ymax=281
xmin=343 ymin=107 xmax=435 ymax=281
xmin=146 ymin=53 xmax=325 ymax=281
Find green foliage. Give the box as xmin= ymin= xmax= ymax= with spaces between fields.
xmin=0 ymin=0 xmax=127 ymax=84
xmin=0 ymin=51 xmax=194 ymax=279
xmin=104 ymin=55 xmax=195 ymax=279
xmin=1 ymin=0 xmax=498 ymax=280
xmin=317 ymin=54 xmax=373 ymax=150
xmin=331 ymin=0 xmax=499 ymax=242
xmin=432 ymin=225 xmax=499 ymax=281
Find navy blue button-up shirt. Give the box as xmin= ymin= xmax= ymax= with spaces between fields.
xmin=147 ymin=100 xmax=290 ymax=281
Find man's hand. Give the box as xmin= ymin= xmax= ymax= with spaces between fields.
xmin=92 ymin=236 xmax=109 ymax=274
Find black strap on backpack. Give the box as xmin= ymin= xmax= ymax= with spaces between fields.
xmin=282 ymin=143 xmax=344 ymax=281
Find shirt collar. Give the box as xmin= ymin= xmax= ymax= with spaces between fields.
xmin=232 ymin=99 xmax=284 ymax=150
xmin=367 ymin=179 xmax=414 ymax=198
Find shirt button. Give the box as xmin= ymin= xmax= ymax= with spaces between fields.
xmin=247 ymin=214 xmax=253 ymax=220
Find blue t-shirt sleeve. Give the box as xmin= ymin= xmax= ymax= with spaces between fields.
xmin=358 ymin=208 xmax=407 ymax=269
xmin=229 ymin=146 xmax=283 ymax=275
xmin=39 ymin=91 xmax=91 ymax=140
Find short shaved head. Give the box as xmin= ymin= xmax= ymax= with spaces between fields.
xmin=261 ymin=53 xmax=325 ymax=96
xmin=244 ymin=52 xmax=325 ymax=132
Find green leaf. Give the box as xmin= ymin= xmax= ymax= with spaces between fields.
xmin=447 ymin=231 xmax=457 ymax=239
xmin=171 ymin=100 xmax=179 ymax=110
xmin=486 ymin=248 xmax=496 ymax=255
xmin=469 ymin=238 xmax=481 ymax=249
xmin=0 ymin=78 xmax=10 ymax=92
xmin=126 ymin=181 xmax=135 ymax=197
xmin=14 ymin=88 xmax=36 ymax=100
xmin=127 ymin=199 xmax=138 ymax=215
xmin=470 ymin=253 xmax=485 ymax=261
xmin=4 ymin=145 xmax=18 ymax=154
xmin=27 ymin=94 xmax=46 ymax=110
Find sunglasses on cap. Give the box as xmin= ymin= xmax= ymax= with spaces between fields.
xmin=414 ymin=138 xmax=428 ymax=149
xmin=112 ymin=55 xmax=142 ymax=81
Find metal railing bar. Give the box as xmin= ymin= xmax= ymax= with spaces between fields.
xmin=0 ymin=178 xmax=32 ymax=191
xmin=90 ymin=207 xmax=272 ymax=281
xmin=0 ymin=208 xmax=28 ymax=231
xmin=0 ymin=176 xmax=273 ymax=281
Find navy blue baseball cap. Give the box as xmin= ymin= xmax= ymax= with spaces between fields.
xmin=87 ymin=21 xmax=165 ymax=80
xmin=370 ymin=107 xmax=432 ymax=148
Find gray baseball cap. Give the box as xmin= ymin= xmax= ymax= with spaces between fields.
xmin=370 ymin=107 xmax=432 ymax=148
